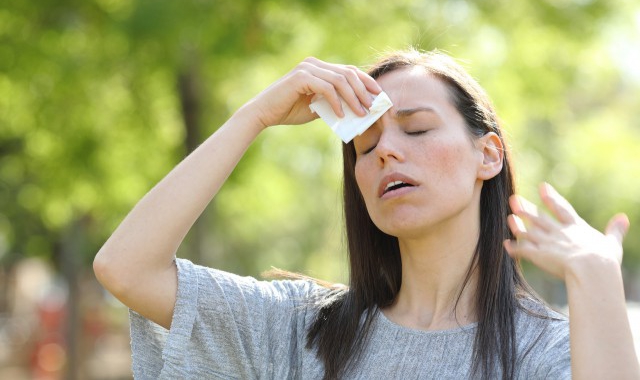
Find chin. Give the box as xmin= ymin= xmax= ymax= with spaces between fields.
xmin=373 ymin=217 xmax=430 ymax=240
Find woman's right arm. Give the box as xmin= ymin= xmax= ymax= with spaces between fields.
xmin=92 ymin=57 xmax=381 ymax=329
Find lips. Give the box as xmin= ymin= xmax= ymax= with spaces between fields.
xmin=378 ymin=173 xmax=418 ymax=198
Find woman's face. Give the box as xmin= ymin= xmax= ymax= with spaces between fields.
xmin=353 ymin=67 xmax=486 ymax=239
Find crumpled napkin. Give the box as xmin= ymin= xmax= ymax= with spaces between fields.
xmin=309 ymin=91 xmax=393 ymax=143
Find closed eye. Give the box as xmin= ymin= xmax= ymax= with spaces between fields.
xmin=361 ymin=145 xmax=376 ymax=155
xmin=359 ymin=130 xmax=427 ymax=154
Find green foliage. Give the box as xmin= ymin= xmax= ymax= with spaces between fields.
xmin=1 ymin=0 xmax=639 ymax=283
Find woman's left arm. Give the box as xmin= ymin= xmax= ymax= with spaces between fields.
xmin=504 ymin=183 xmax=640 ymax=379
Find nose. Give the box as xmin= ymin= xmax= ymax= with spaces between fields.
xmin=374 ymin=128 xmax=404 ymax=166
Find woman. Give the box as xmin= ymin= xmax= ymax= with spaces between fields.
xmin=93 ymin=49 xmax=639 ymax=379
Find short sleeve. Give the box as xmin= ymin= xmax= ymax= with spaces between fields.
xmin=129 ymin=258 xmax=325 ymax=379
xmin=532 ymin=319 xmax=571 ymax=379
xmin=515 ymin=305 xmax=571 ymax=380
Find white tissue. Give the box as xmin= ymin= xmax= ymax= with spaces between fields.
xmin=309 ymin=91 xmax=393 ymax=143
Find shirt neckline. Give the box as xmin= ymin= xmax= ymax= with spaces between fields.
xmin=375 ymin=307 xmax=479 ymax=337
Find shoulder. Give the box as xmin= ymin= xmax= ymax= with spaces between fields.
xmin=175 ymin=258 xmax=334 ymax=310
xmin=515 ymin=297 xmax=571 ymax=378
xmin=131 ymin=258 xmax=334 ymax=378
xmin=515 ymin=296 xmax=569 ymax=347
xmin=516 ymin=296 xmax=568 ymax=334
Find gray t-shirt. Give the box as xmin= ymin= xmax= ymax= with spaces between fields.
xmin=129 ymin=259 xmax=571 ymax=379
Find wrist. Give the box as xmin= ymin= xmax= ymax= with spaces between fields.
xmin=564 ymin=252 xmax=621 ymax=289
xmin=229 ymin=101 xmax=270 ymax=134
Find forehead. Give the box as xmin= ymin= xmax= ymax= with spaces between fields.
xmin=376 ymin=67 xmax=454 ymax=111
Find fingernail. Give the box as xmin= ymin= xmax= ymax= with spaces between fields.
xmin=513 ymin=215 xmax=526 ymax=230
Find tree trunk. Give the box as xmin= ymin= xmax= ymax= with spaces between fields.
xmin=60 ymin=218 xmax=86 ymax=380
xmin=177 ymin=57 xmax=206 ymax=264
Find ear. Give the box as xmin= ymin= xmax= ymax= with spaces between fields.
xmin=476 ymin=132 xmax=503 ymax=180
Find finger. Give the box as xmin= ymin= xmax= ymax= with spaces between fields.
xmin=605 ymin=213 xmax=630 ymax=245
xmin=509 ymin=195 xmax=557 ymax=232
xmin=507 ymin=214 xmax=528 ymax=239
xmin=503 ymin=239 xmax=537 ymax=261
xmin=340 ymin=65 xmax=377 ymax=108
xmin=504 ymin=239 xmax=562 ymax=279
xmin=352 ymin=67 xmax=383 ymax=95
xmin=305 ymin=58 xmax=381 ymax=104
xmin=294 ymin=72 xmax=344 ymax=117
xmin=314 ymin=67 xmax=367 ymax=116
xmin=301 ymin=59 xmax=369 ymax=116
xmin=507 ymin=213 xmax=551 ymax=248
xmin=503 ymin=239 xmax=521 ymax=258
xmin=539 ymin=183 xmax=579 ymax=225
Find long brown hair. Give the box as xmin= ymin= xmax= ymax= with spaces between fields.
xmin=306 ymin=49 xmax=537 ymax=379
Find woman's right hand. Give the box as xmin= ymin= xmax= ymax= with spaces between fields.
xmin=242 ymin=57 xmax=383 ymax=130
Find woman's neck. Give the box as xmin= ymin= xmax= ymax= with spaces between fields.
xmin=383 ymin=216 xmax=480 ymax=331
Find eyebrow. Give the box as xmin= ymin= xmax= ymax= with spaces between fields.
xmin=395 ymin=107 xmax=437 ymax=118
xmin=369 ymin=106 xmax=439 ymax=130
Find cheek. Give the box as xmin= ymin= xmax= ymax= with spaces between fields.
xmin=425 ymin=138 xmax=478 ymax=180
xmin=354 ymin=159 xmax=378 ymax=207
xmin=354 ymin=160 xmax=368 ymax=194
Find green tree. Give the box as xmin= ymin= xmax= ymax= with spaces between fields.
xmin=1 ymin=0 xmax=639 ymax=312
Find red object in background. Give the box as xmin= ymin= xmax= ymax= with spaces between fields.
xmin=30 ymin=285 xmax=68 ymax=380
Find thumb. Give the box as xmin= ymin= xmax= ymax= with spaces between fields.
xmin=605 ymin=213 xmax=630 ymax=245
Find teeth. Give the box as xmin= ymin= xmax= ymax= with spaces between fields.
xmin=385 ymin=181 xmax=405 ymax=191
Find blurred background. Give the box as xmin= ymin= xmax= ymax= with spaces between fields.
xmin=1 ymin=0 xmax=639 ymax=378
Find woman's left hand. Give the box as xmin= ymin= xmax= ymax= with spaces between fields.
xmin=503 ymin=182 xmax=629 ymax=280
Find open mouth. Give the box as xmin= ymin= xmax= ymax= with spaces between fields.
xmin=383 ymin=180 xmax=414 ymax=195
